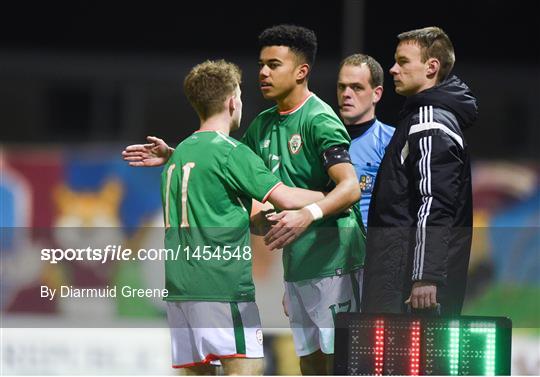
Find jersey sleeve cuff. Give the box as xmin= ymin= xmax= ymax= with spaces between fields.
xmin=261 ymin=182 xmax=283 ymax=203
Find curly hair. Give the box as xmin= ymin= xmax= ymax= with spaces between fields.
xmin=397 ymin=26 xmax=455 ymax=82
xmin=183 ymin=59 xmax=242 ymax=119
xmin=258 ymin=24 xmax=317 ymax=67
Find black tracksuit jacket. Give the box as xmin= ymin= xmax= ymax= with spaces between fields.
xmin=362 ymin=75 xmax=478 ymax=315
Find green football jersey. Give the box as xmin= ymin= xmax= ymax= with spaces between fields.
xmin=241 ymin=94 xmax=366 ymax=282
xmin=161 ymin=130 xmax=281 ymax=301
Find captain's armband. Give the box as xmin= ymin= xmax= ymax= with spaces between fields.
xmin=322 ymin=145 xmax=351 ymax=170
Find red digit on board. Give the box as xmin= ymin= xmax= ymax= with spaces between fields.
xmin=410 ymin=320 xmax=421 ymax=375
xmin=374 ymin=319 xmax=385 ymax=375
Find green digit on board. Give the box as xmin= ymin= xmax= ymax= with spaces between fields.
xmin=469 ymin=322 xmax=496 ymax=376
xmin=449 ymin=320 xmax=460 ymax=375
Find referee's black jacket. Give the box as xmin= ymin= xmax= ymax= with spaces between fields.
xmin=362 ymin=75 xmax=478 ymax=315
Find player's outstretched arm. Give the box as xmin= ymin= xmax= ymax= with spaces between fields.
xmin=121 ymin=136 xmax=173 ymax=167
xmin=267 ymin=185 xmax=326 ymax=211
xmin=250 ymin=187 xmax=325 ymax=236
xmin=311 ymin=162 xmax=360 ymax=216
xmin=264 ymin=163 xmax=360 ymax=250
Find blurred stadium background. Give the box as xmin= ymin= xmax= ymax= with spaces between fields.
xmin=1 ymin=1 xmax=539 ymax=375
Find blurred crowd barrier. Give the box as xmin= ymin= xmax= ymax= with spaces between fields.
xmin=1 ymin=146 xmax=539 ymax=375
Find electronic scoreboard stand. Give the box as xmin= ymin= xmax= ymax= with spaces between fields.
xmin=334 ymin=313 xmax=512 ymax=375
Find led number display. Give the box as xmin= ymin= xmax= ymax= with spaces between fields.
xmin=334 ymin=313 xmax=511 ymax=375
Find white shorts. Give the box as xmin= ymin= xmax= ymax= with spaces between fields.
xmin=166 ymin=301 xmax=264 ymax=368
xmin=284 ymin=269 xmax=363 ymax=356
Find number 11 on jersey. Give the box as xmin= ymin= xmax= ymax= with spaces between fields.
xmin=165 ymin=162 xmax=196 ymax=228
xmin=181 ymin=163 xmax=196 ymax=227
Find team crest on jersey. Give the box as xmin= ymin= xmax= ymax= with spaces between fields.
xmin=288 ymin=134 xmax=302 ymax=154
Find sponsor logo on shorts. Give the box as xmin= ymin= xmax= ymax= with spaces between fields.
xmin=256 ymin=329 xmax=263 ymax=345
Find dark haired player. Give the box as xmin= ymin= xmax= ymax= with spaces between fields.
xmin=242 ymin=25 xmax=365 ymax=374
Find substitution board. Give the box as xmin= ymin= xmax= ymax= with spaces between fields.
xmin=334 ymin=313 xmax=511 ymax=375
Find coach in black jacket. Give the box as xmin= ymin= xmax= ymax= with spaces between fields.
xmin=362 ymin=27 xmax=478 ymax=316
